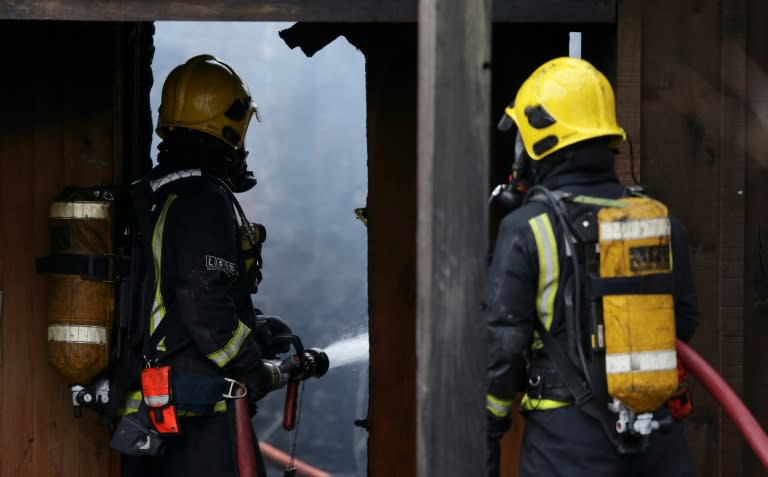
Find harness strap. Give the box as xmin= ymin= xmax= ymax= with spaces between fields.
xmin=35 ymin=253 xmax=130 ymax=281
xmin=533 ymin=300 xmax=645 ymax=454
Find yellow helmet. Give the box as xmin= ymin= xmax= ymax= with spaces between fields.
xmin=157 ymin=54 xmax=259 ymax=150
xmin=499 ymin=57 xmax=625 ymax=161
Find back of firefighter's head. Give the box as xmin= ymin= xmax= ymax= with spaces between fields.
xmin=157 ymin=54 xmax=260 ymax=191
xmin=498 ymin=57 xmax=626 ymax=175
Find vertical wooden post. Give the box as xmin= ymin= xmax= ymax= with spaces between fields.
xmin=616 ymin=0 xmax=643 ymax=185
xmin=417 ymin=0 xmax=491 ymax=475
xmin=358 ymin=24 xmax=419 ymax=477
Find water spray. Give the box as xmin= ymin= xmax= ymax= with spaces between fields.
xmin=321 ymin=332 xmax=369 ymax=369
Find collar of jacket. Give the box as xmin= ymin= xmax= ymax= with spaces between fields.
xmin=149 ymin=169 xmax=203 ymax=192
xmin=533 ymin=142 xmax=619 ymax=189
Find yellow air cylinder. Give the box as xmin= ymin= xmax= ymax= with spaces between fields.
xmin=45 ymin=192 xmax=115 ymax=385
xmin=598 ymin=197 xmax=677 ymax=413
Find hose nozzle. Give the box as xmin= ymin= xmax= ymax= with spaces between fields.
xmin=297 ymin=348 xmax=329 ymax=380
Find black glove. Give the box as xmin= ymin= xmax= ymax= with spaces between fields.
xmin=239 ymin=363 xmax=276 ymax=416
xmin=251 ymin=315 xmax=294 ymax=359
xmin=487 ymin=412 xmax=511 ymax=477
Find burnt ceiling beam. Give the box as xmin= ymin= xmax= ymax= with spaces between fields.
xmin=0 ymin=0 xmax=614 ymax=22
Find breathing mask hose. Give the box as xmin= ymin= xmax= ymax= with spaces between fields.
xmin=676 ymin=339 xmax=768 ymax=469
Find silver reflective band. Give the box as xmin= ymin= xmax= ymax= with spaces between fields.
xmin=605 ymin=349 xmax=676 ymax=374
xmin=50 ymin=202 xmax=110 ymax=219
xmin=48 ymin=324 xmax=108 ymax=345
xmin=144 ymin=395 xmax=169 ymax=407
xmin=600 ymin=218 xmax=670 ymax=241
xmin=150 ymin=169 xmax=202 ymax=191
xmin=486 ymin=394 xmax=513 ymax=418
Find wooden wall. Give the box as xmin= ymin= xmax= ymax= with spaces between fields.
xmin=743 ymin=0 xmax=768 ymax=475
xmin=356 ymin=24 xmax=419 ymax=477
xmin=0 ymin=21 xmax=152 ymax=477
xmin=617 ymin=1 xmax=767 ymax=475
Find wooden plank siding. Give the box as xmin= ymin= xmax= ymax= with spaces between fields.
xmin=637 ymin=0 xmax=727 ymax=472
xmin=743 ymin=0 xmax=768 ymax=474
xmin=718 ymin=0 xmax=747 ymax=474
xmin=0 ymin=0 xmax=615 ymax=22
xmin=354 ymin=24 xmax=419 ymax=477
xmin=614 ymin=1 xmax=768 ymax=475
xmin=417 ymin=0 xmax=490 ymax=475
xmin=0 ymin=21 xmax=152 ymax=477
xmin=615 ymin=1 xmax=642 ymax=185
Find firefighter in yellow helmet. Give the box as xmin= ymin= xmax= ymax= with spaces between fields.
xmin=486 ymin=57 xmax=700 ymax=477
xmin=114 ymin=55 xmax=288 ymax=477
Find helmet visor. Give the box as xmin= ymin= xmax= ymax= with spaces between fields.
xmin=497 ymin=103 xmax=516 ymax=132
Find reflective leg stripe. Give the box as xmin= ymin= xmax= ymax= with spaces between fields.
xmin=528 ymin=213 xmax=559 ymax=349
xmin=150 ymin=194 xmax=178 ymax=336
xmin=206 ymin=320 xmax=253 ymax=368
xmin=486 ymin=394 xmax=513 ymax=418
xmin=605 ymin=349 xmax=677 ymax=374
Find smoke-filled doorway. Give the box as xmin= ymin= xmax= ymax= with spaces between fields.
xmin=151 ymin=21 xmax=369 ymax=476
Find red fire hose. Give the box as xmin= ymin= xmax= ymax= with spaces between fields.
xmin=259 ymin=442 xmax=331 ymax=477
xmin=676 ymin=339 xmax=768 ymax=469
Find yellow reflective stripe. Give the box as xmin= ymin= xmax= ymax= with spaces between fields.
xmin=150 ymin=194 xmax=178 ymax=335
xmin=120 ymin=391 xmax=227 ymax=416
xmin=520 ymin=393 xmax=570 ymax=411
xmin=528 ymin=213 xmax=559 ymax=349
xmin=176 ymin=401 xmax=227 ymax=417
xmin=206 ymin=320 xmax=252 ymax=368
xmin=157 ymin=336 xmax=167 ymax=352
xmin=118 ymin=390 xmax=144 ymax=416
xmin=486 ymin=394 xmax=513 ymax=418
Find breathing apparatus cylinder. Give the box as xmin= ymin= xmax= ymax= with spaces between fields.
xmin=40 ymin=189 xmax=117 ymax=385
xmin=597 ymin=197 xmax=677 ymax=412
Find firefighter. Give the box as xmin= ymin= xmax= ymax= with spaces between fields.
xmin=485 ymin=57 xmax=699 ymax=477
xmin=118 ymin=54 xmax=281 ymax=477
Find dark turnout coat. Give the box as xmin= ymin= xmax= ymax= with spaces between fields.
xmin=485 ymin=145 xmax=699 ymax=477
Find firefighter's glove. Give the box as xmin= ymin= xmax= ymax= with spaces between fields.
xmin=487 ymin=412 xmax=510 ymax=477
xmin=240 ymin=362 xmax=279 ymax=406
xmin=253 ymin=315 xmax=293 ymax=358
xmin=487 ymin=411 xmax=511 ymax=440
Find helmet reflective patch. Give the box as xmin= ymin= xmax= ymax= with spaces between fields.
xmin=205 ymin=255 xmax=238 ymax=277
xmin=524 ymin=105 xmax=556 ymax=129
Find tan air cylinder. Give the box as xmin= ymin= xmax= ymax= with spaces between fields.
xmin=598 ymin=197 xmax=678 ymax=413
xmin=46 ymin=194 xmax=115 ymax=385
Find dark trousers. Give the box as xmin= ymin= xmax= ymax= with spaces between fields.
xmin=520 ymin=407 xmax=695 ymax=477
xmin=122 ymin=411 xmax=267 ymax=477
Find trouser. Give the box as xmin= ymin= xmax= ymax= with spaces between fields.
xmin=520 ymin=406 xmax=695 ymax=477
xmin=122 ymin=408 xmax=267 ymax=477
